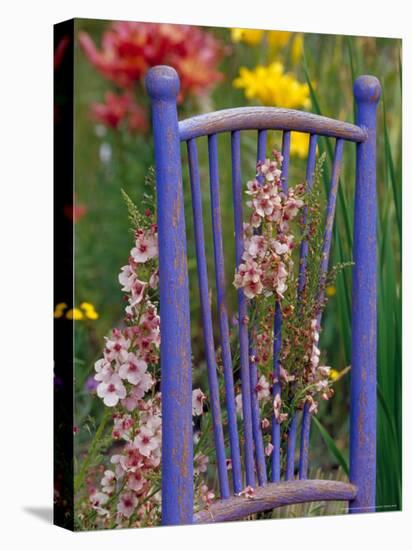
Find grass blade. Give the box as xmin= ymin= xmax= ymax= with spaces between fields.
xmin=312 ymin=416 xmax=349 ymax=476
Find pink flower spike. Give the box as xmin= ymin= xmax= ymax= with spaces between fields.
xmin=89 ymin=491 xmax=109 ymax=516
xmin=194 ymin=453 xmax=209 ymax=475
xmin=131 ymin=233 xmax=158 ymax=263
xmin=117 ymin=491 xmax=138 ymax=518
xmin=239 ymin=485 xmax=255 ymax=499
xmin=127 ymin=470 xmax=146 ymax=493
xmin=134 ymin=426 xmax=158 ymax=457
xmin=94 ymin=358 xmax=113 ymax=383
xmin=119 ymin=353 xmax=147 ymax=385
xmin=101 ymin=470 xmax=116 ymax=494
xmin=118 ymin=264 xmax=136 ymax=292
xmin=255 ymin=374 xmax=270 ymax=400
xmin=273 ymin=394 xmax=288 ymax=424
xmin=192 ymin=388 xmax=206 ymax=416
xmin=97 ymin=374 xmax=127 ymax=407
xmin=200 ymin=484 xmax=215 ymax=506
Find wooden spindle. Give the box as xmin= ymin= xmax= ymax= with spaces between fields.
xmin=231 ymin=130 xmax=255 ymax=488
xmin=208 ymin=133 xmax=243 ymax=494
xmin=271 ymin=130 xmax=291 ymax=482
xmin=249 ymin=129 xmax=269 ymax=486
xmin=286 ymin=414 xmax=298 ymax=480
xmin=187 ymin=138 xmax=230 ymax=499
xmin=298 ymin=133 xmax=318 ymax=480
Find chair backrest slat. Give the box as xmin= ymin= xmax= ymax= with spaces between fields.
xmin=297 ymin=133 xmax=319 ymax=481
xmin=318 ymin=138 xmax=345 ymax=318
xmin=270 ymin=130 xmax=292 ymax=482
xmin=298 ymin=133 xmax=319 ymax=295
xmin=231 ymin=130 xmax=255 ymax=488
xmin=250 ymin=129 xmax=269 ymax=487
xmin=286 ymin=413 xmax=298 ymax=480
xmin=271 ymin=308 xmax=283 ymax=483
xmin=256 ymin=129 xmax=267 ymax=164
xmin=299 ymin=402 xmax=312 ymax=480
xmin=250 ymin=356 xmax=267 ymax=486
xmin=208 ymin=133 xmax=243 ymax=494
xmin=280 ymin=130 xmax=291 ymax=190
xmin=296 ymin=137 xmax=344 ymax=481
xmin=187 ymin=138 xmax=230 ymax=499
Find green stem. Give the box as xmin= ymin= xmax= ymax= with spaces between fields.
xmin=74 ymin=407 xmax=111 ymax=494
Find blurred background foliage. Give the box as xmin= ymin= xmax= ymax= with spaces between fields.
xmin=69 ymin=19 xmax=401 ymax=512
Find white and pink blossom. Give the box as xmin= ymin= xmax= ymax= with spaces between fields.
xmin=255 ymin=374 xmax=270 ymax=400
xmin=192 ymin=388 xmax=206 ymax=416
xmin=134 ymin=426 xmax=159 ymax=457
xmin=119 ymin=353 xmax=147 ymax=385
xmin=131 ymin=231 xmax=157 ymax=263
xmin=101 ymin=470 xmax=116 ymax=494
xmin=97 ymin=374 xmax=127 ymax=407
xmin=117 ymin=491 xmax=138 ymax=518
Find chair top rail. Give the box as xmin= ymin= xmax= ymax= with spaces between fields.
xmin=179 ymin=106 xmax=367 ymax=143
xmin=194 ymin=479 xmax=357 ymax=524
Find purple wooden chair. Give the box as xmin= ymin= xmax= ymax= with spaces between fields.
xmin=145 ymin=65 xmax=380 ymax=525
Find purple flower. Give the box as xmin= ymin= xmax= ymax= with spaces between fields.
xmin=84 ymin=375 xmax=98 ymax=393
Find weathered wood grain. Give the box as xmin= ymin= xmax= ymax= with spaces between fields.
xmin=194 ymin=480 xmax=357 ymax=524
xmin=350 ymin=75 xmax=381 ymax=513
xmin=179 ymin=107 xmax=367 ymax=142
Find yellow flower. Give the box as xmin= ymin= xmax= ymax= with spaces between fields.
xmin=267 ymin=30 xmax=292 ymax=48
xmin=231 ymin=28 xmax=264 ymax=46
xmin=86 ymin=309 xmax=99 ymax=320
xmin=66 ymin=308 xmax=84 ymax=320
xmin=231 ymin=28 xmax=304 ymax=65
xmin=53 ymin=302 xmax=68 ymax=319
xmin=291 ymin=34 xmax=304 ymax=65
xmin=290 ymin=131 xmax=310 ymax=158
xmin=329 ymin=366 xmax=351 ymax=382
xmin=326 ymin=285 xmax=337 ymax=297
xmin=329 ymin=369 xmax=340 ymax=381
xmin=233 ymin=62 xmax=311 ymax=110
xmin=80 ymin=302 xmax=100 ymax=320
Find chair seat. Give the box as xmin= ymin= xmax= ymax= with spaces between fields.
xmin=194 ymin=479 xmax=357 ymax=524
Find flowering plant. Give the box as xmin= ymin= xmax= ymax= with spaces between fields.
xmin=74 ymin=171 xmax=214 ymax=529
xmin=232 ymin=151 xmax=351 ymax=460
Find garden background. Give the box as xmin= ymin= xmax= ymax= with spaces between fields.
xmin=68 ymin=19 xmax=401 ymax=516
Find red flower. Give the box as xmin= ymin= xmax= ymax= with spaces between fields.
xmin=79 ymin=22 xmax=224 ymax=100
xmin=64 ymin=195 xmax=87 ymax=223
xmin=54 ymin=35 xmax=70 ymax=71
xmin=91 ymin=91 xmax=148 ymax=132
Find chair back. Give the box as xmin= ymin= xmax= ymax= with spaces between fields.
xmin=145 ymin=65 xmax=380 ymax=525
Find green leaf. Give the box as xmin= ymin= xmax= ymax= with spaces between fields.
xmin=312 ymin=416 xmax=349 ymax=476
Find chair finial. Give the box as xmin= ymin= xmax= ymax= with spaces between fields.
xmin=354 ymin=75 xmax=381 ymax=104
xmin=145 ymin=65 xmax=180 ymax=101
